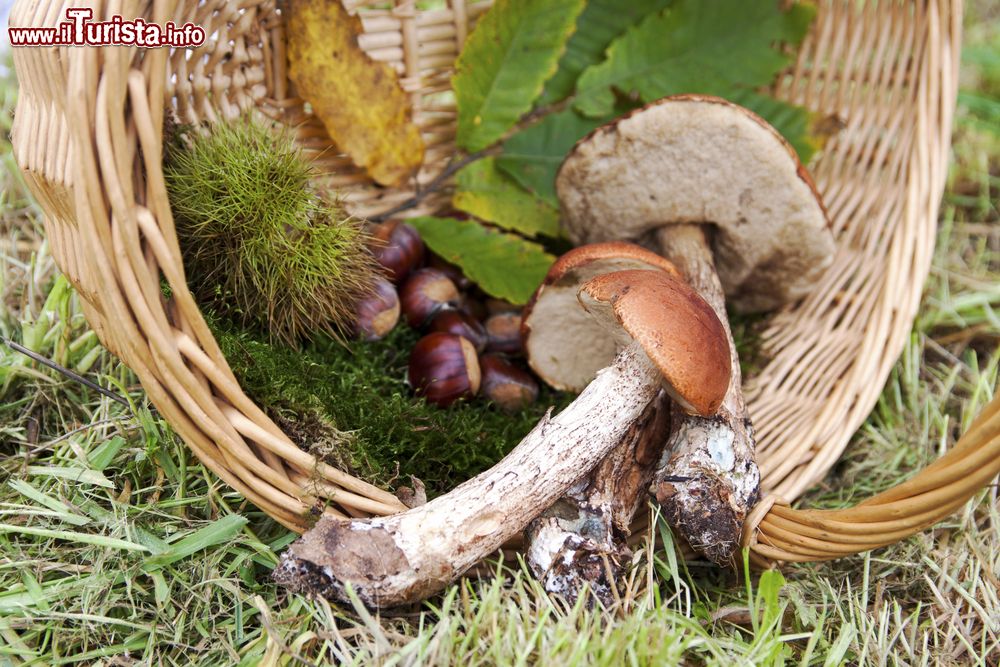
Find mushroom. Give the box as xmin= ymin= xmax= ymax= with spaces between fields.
xmin=522 ymin=252 xmax=730 ymax=603
xmin=520 ymin=244 xmax=671 ymax=597
xmin=556 ymin=95 xmax=834 ymax=564
xmin=522 ymin=242 xmax=682 ymax=392
xmin=273 ymin=269 xmax=727 ymax=608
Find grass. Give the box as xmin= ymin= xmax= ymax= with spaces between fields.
xmin=1 ymin=4 xmax=998 ymax=664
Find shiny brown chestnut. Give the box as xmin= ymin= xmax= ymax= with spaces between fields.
xmin=484 ymin=311 xmax=524 ymax=355
xmin=408 ymin=333 xmax=482 ymax=407
xmin=460 ymin=295 xmax=488 ymax=322
xmin=354 ymin=276 xmax=400 ymax=341
xmin=370 ymin=220 xmax=425 ymax=283
xmin=479 ymin=354 xmax=539 ymax=412
xmin=400 ymin=268 xmax=461 ymax=328
xmin=485 ymin=298 xmax=521 ymax=316
xmin=427 ymin=253 xmax=472 ymax=290
xmin=428 ymin=309 xmax=488 ymax=353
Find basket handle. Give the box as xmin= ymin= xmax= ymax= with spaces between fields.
xmin=742 ymin=390 xmax=1000 ymax=564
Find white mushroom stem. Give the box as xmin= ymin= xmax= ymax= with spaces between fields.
xmin=273 ymin=340 xmax=662 ymax=608
xmin=651 ymin=224 xmax=760 ymax=565
xmin=526 ymin=390 xmax=670 ymax=605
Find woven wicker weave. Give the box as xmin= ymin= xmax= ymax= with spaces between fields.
xmin=10 ymin=0 xmax=999 ymax=564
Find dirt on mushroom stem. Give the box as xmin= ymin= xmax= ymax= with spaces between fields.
xmin=526 ymin=389 xmax=671 ymax=606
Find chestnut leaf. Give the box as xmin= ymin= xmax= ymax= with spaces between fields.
xmin=285 ymin=0 xmax=424 ymax=186
xmin=495 ymin=108 xmax=608 ymax=207
xmin=407 ymin=217 xmax=555 ymax=304
xmin=452 ymin=158 xmax=562 ymax=238
xmin=495 ymin=0 xmax=822 ymax=202
xmin=538 ymin=0 xmax=676 ymax=106
xmin=453 ymin=0 xmax=586 ymax=152
xmin=572 ymin=0 xmax=815 ymax=119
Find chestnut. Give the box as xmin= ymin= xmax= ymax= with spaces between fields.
xmin=400 ymin=268 xmax=461 ymax=328
xmin=354 ymin=276 xmax=400 ymax=341
xmin=408 ymin=333 xmax=481 ymax=407
xmin=370 ymin=220 xmax=425 ymax=283
xmin=485 ymin=298 xmax=521 ymax=316
xmin=428 ymin=309 xmax=488 ymax=353
xmin=484 ymin=311 xmax=523 ymax=355
xmin=460 ymin=295 xmax=488 ymax=322
xmin=427 ymin=253 xmax=472 ymax=290
xmin=479 ymin=354 xmax=538 ymax=412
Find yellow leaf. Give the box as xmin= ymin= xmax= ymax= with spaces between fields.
xmin=286 ymin=0 xmax=425 ymax=186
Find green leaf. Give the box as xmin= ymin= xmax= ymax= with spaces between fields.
xmin=453 ymin=0 xmax=586 ymax=151
xmin=573 ymin=0 xmax=816 ymax=118
xmin=453 ymin=158 xmax=562 ymax=238
xmin=20 ymin=571 xmax=50 ymax=612
xmin=823 ymin=625 xmax=857 ymax=667
xmin=958 ymin=91 xmax=1000 ymax=132
xmin=0 ymin=573 xmax=117 ymax=613
xmin=142 ymin=515 xmax=248 ymax=571
xmin=496 ymin=108 xmax=609 ymax=206
xmin=88 ymin=435 xmax=127 ymax=472
xmin=24 ymin=465 xmax=114 ymax=488
xmin=151 ymin=571 xmax=170 ymax=607
xmin=539 ymin=0 xmax=676 ymax=105
xmin=407 ymin=217 xmax=555 ymax=304
xmin=729 ymin=89 xmax=819 ymax=163
xmin=79 ymin=500 xmax=170 ymax=554
xmin=0 ymin=524 xmax=149 ymax=552
xmin=753 ymin=568 xmax=786 ymax=634
xmin=8 ymin=479 xmax=90 ymax=526
xmin=270 ymin=532 xmax=299 ymax=551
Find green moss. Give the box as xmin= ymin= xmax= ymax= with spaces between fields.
xmin=210 ymin=317 xmax=573 ymax=496
xmin=164 ymin=115 xmax=378 ymax=345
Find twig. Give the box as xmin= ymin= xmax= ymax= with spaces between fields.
xmin=1 ymin=336 xmax=130 ymax=408
xmin=516 ymin=96 xmax=574 ymax=128
xmin=369 ymin=145 xmax=501 ymax=222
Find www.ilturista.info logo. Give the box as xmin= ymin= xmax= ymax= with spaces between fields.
xmin=8 ymin=8 xmax=206 ymax=48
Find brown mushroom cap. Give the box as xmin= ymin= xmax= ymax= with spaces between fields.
xmin=522 ymin=242 xmax=681 ymax=392
xmin=557 ymin=94 xmax=834 ymax=313
xmin=579 ymin=269 xmax=730 ymax=416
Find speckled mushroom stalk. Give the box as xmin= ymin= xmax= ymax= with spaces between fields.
xmin=557 ymin=95 xmax=834 ymax=565
xmin=273 ymin=270 xmax=708 ymax=608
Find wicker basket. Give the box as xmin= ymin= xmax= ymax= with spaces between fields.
xmin=10 ymin=0 xmax=1000 ymax=565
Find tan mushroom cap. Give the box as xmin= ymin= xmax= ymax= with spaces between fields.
xmin=557 ymin=94 xmax=834 ymax=313
xmin=522 ymin=242 xmax=681 ymax=392
xmin=579 ymin=269 xmax=731 ymax=416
